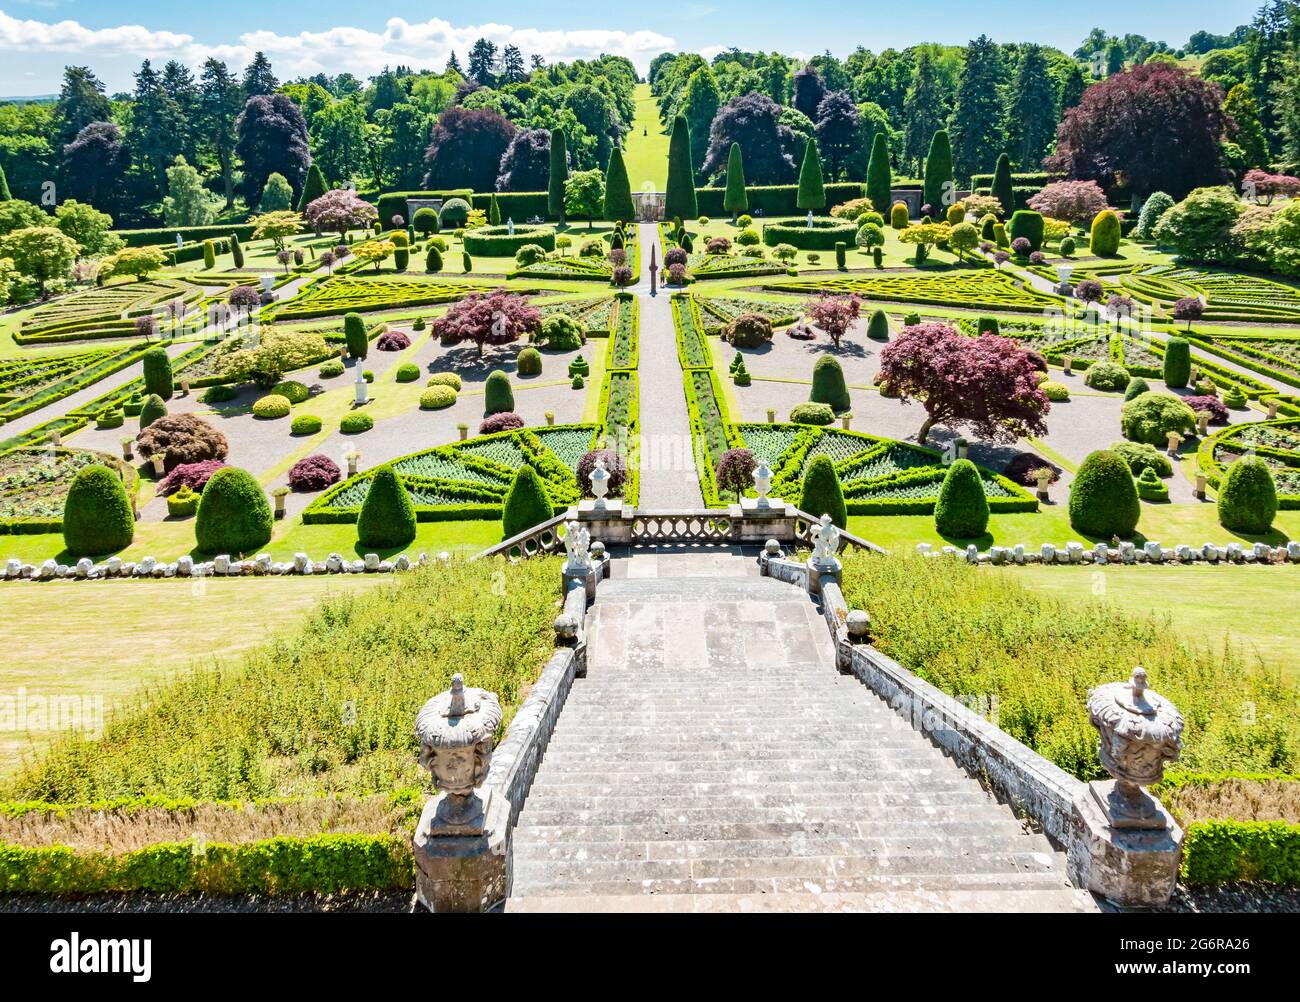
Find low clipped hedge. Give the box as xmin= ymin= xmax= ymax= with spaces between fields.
xmin=694 ymin=182 xmax=864 ymax=217
xmin=761 ymin=219 xmax=857 ymax=250
xmin=340 ymin=412 xmax=374 ymax=434
xmin=1181 ymin=821 xmax=1300 ymax=886
xmin=462 ymin=225 xmax=556 ymax=257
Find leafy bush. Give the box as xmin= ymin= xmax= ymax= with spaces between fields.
xmin=270 ymin=380 xmax=309 ymax=404
xmin=340 ymin=412 xmax=374 ymax=434
xmin=810 ymin=356 xmax=850 ymax=411
xmin=890 ymin=203 xmax=909 ymax=229
xmin=1084 ymin=361 xmax=1130 ymax=392
xmin=395 ymin=363 xmax=420 ymax=383
xmin=1109 ymin=441 xmax=1173 ymax=477
xmin=1124 ymin=377 xmax=1151 ymax=401
xmin=376 ymin=330 xmax=411 ymax=352
xmin=288 ymin=454 xmax=341 ymax=492
xmin=202 ymin=384 xmax=237 ymax=403
xmin=427 ymin=372 xmax=462 ymax=391
xmin=789 ymin=402 xmax=835 ymax=425
xmin=517 ymin=347 xmax=543 ymax=376
xmin=514 ymin=243 xmax=548 ymax=267
xmin=479 ymin=412 xmax=524 ymax=434
xmin=1184 ymin=395 xmax=1229 ymax=424
xmin=291 ymin=414 xmax=323 ymax=435
xmin=1134 ymin=192 xmax=1175 ymax=240
xmin=576 ymin=448 xmax=627 ymax=498
xmin=136 ymin=414 xmax=228 ymax=472
xmin=1121 ymin=392 xmax=1196 ymax=445
xmin=1003 ymin=452 xmax=1062 ymax=486
xmin=1059 ymin=236 xmax=1076 ymax=256
xmin=1217 ymin=457 xmax=1278 ymax=533
xmin=501 ymin=465 xmax=553 ymax=539
xmin=157 ymin=460 xmax=228 ymax=497
xmin=252 ymin=395 xmax=291 ymax=419
xmin=357 ymin=465 xmax=417 ymax=549
xmin=62 ymin=464 xmax=134 ymax=557
xmin=195 ymin=466 xmax=272 ymax=555
xmin=538 ymin=315 xmax=584 ymax=350
xmin=1223 ymin=387 xmax=1248 ymax=409
xmin=142 ymin=347 xmax=173 ymax=401
xmin=1040 ymin=380 xmax=1070 ymax=401
xmin=319 ymin=360 xmax=345 ymax=379
xmin=138 ymin=393 xmax=167 ymax=429
xmin=724 ymin=312 xmax=773 ymax=348
xmin=1163 ymin=337 xmax=1192 ymax=388
xmin=1069 ymin=449 xmax=1141 ymax=538
xmin=484 ymin=370 xmax=514 ymax=414
xmin=799 ymin=454 xmax=847 ymax=527
xmin=420 ymin=386 xmax=457 ymax=410
xmin=934 ymin=459 xmax=989 ymax=538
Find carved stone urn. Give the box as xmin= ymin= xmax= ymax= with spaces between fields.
xmin=415 ymin=673 xmax=503 ymax=834
xmin=1086 ymin=667 xmax=1184 ymax=830
xmin=589 ymin=456 xmax=610 ymax=510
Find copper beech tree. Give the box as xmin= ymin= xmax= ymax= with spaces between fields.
xmin=877 ymin=322 xmax=1050 ymax=446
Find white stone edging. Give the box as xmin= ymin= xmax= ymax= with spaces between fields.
xmin=1 ymin=550 xmax=450 ymax=582
xmin=917 ymin=540 xmax=1300 ymax=567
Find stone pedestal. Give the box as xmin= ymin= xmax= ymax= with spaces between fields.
xmin=412 ymin=794 xmax=506 ymax=912
xmin=577 ymin=499 xmax=623 ymax=518
xmin=806 ymin=558 xmax=841 ymax=596
xmin=1070 ymin=784 xmax=1183 ymax=908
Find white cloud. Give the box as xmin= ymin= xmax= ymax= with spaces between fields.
xmin=0 ymin=11 xmax=681 ymax=82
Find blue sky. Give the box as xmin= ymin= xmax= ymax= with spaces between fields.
xmin=0 ymin=0 xmax=1264 ymax=95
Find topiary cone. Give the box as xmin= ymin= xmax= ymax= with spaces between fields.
xmin=63 ymin=464 xmax=135 ymax=557
xmin=484 ymin=370 xmax=514 ymax=414
xmin=799 ymin=454 xmax=847 ymax=528
xmin=933 ymin=459 xmax=989 ymax=539
xmin=1068 ymin=449 xmax=1140 ymax=539
xmin=195 ymin=466 xmax=272 ymax=555
xmin=502 ymin=465 xmax=554 ymax=540
xmin=139 ymin=393 xmax=168 ymax=430
xmin=357 ymin=464 xmax=417 ymax=549
xmin=810 ymin=355 xmax=850 ymax=412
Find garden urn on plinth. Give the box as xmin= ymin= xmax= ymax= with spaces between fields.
xmin=412 ymin=674 xmax=506 ymax=912
xmin=1069 ymin=667 xmax=1185 ymax=907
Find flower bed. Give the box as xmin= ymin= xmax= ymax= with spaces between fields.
xmin=0 ymin=344 xmax=149 ymax=423
xmin=0 ymin=447 xmax=137 ymax=531
xmin=695 ymin=294 xmax=801 ymax=333
xmin=1198 ymin=418 xmax=1300 ymax=506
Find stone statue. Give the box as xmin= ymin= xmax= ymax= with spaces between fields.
xmin=506 ymin=217 xmax=514 ymax=236
xmin=811 ymin=514 xmax=840 ymax=566
xmin=563 ymin=520 xmax=591 ymax=572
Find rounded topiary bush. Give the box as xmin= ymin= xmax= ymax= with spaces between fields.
xmin=139 ymin=393 xmax=168 ymax=430
xmin=340 ymin=412 xmax=374 ymax=434
xmin=142 ymin=347 xmax=174 ymax=401
xmin=201 ymin=384 xmax=237 ymax=404
xmin=539 ymin=315 xmax=584 ymax=351
xmin=576 ymin=448 xmax=628 ymax=498
xmin=1109 ymin=441 xmax=1173 ymax=478
xmin=724 ymin=313 xmax=773 ymax=348
xmin=195 ymin=466 xmax=272 ymax=555
xmin=1090 ymin=209 xmax=1122 ymax=256
xmin=62 ymin=464 xmax=135 ymax=557
xmin=480 ymin=412 xmax=525 ymax=434
xmin=1120 ymin=392 xmax=1196 ymax=445
xmin=790 ymin=402 xmax=835 ymax=425
xmin=933 ymin=459 xmax=989 ymax=539
xmin=357 ymin=465 xmax=417 ymax=549
xmin=136 ymin=414 xmax=228 ymax=472
xmin=1123 ymin=376 xmax=1151 ymax=401
xmin=1217 ymin=457 xmax=1278 ymax=534
xmin=1068 ymin=449 xmax=1141 ymax=538
xmin=252 ymin=395 xmax=291 ymax=419
xmin=799 ymin=454 xmax=847 ymax=528
xmin=866 ymin=310 xmax=889 ymax=340
xmin=288 ymin=454 xmax=341 ymax=492
xmin=810 ymin=356 xmax=850 ymax=412
xmin=377 ymin=330 xmax=411 ymax=352
xmin=319 ymin=360 xmax=345 ymax=378
xmin=270 ymin=380 xmax=309 ymax=404
xmin=420 ymin=386 xmax=457 ymax=410
xmin=501 ymin=465 xmax=553 ymax=539
xmin=1008 ymin=210 xmax=1045 ymax=252
xmin=517 ymin=347 xmax=543 ymax=376
xmin=291 ymin=414 xmax=323 ymax=435
xmin=1083 ymin=361 xmax=1130 ymax=393
xmin=1162 ymin=337 xmax=1192 ymax=389
xmin=395 ymin=362 xmax=421 ymax=383
xmin=484 ymin=370 xmax=514 ymax=414
xmin=427 ymin=372 xmax=462 ymax=390
xmin=1136 ymin=467 xmax=1169 ymax=501
xmin=1040 ymin=380 xmax=1070 ymax=402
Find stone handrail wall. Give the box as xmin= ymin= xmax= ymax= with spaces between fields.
xmin=474 ymin=513 xmax=570 ymax=562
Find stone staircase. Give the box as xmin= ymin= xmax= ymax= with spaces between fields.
xmin=506 ymin=560 xmax=1097 ymax=912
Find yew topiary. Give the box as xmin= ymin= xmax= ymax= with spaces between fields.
xmin=1162 ymin=337 xmax=1191 ymax=389
xmin=344 ymin=313 xmax=368 ymax=359
xmin=1068 ymin=449 xmax=1141 ymax=538
xmin=1120 ymin=392 xmax=1196 ymax=445
xmin=1217 ymin=457 xmax=1278 ymax=534
xmin=866 ymin=310 xmax=890 ymax=340
xmin=357 ymin=465 xmax=417 ymax=549
xmin=501 ymin=465 xmax=554 ymax=539
xmin=1090 ymin=209 xmax=1122 ymax=256
xmin=810 ymin=356 xmax=850 ymax=412
xmin=789 ymin=402 xmax=835 ymax=425
xmin=484 ymin=370 xmax=514 ymax=414
xmin=933 ymin=459 xmax=989 ymax=539
xmin=195 ymin=466 xmax=272 ymax=555
xmin=517 ymin=347 xmax=543 ymax=376
xmin=138 ymin=393 xmax=168 ymax=430
xmin=142 ymin=347 xmax=174 ymax=401
xmin=62 ymin=464 xmax=135 ymax=557
xmin=799 ymin=454 xmax=846 ymax=528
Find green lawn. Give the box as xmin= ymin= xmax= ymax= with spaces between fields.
xmin=623 ymin=83 xmax=669 ymax=193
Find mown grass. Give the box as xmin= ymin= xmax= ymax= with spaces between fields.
xmin=840 ymin=552 xmax=1299 ymax=781
xmin=3 ymin=556 xmax=562 ymax=803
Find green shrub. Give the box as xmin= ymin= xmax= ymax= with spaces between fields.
xmin=514 ymin=243 xmax=548 ymax=267
xmin=934 ymin=459 xmax=989 ymax=538
xmin=427 ymin=372 xmax=462 ymax=391
xmin=724 ymin=313 xmax=773 ymax=348
xmin=1123 ymin=377 xmax=1150 ymax=401
xmin=810 ymin=356 xmax=850 ymax=411
xmin=799 ymin=454 xmax=847 ymax=527
xmin=1121 ymin=392 xmax=1196 ymax=445
xmin=202 ymin=384 xmax=237 ymax=404
xmin=1136 ymin=466 xmax=1169 ymax=501
xmin=890 ymin=202 xmax=909 ymax=229
xmin=142 ymin=347 xmax=173 ymax=401
xmin=420 ymin=386 xmax=457 ymax=410
xmin=340 ymin=412 xmax=374 ymax=434
xmin=538 ymin=315 xmax=584 ymax=350
xmin=517 ymin=347 xmax=543 ymax=376
xmin=1069 ymin=449 xmax=1141 ymax=538
xmin=1084 ymin=361 xmax=1130 ymax=392
xmin=1224 ymin=387 xmax=1248 ymax=409
xmin=501 ymin=465 xmax=553 ymax=539
xmin=62 ymin=464 xmax=135 ymax=557
xmin=270 ymin=380 xmax=309 ymax=404
xmin=835 ymin=242 xmax=847 ymax=269
xmin=344 ymin=313 xmax=368 ymax=359
xmin=1008 ymin=210 xmax=1045 ymax=251
xmin=252 ymin=395 xmax=291 ymax=419
xmin=1163 ymin=337 xmax=1192 ymax=388
xmin=1040 ymin=380 xmax=1070 ymax=401
xmin=394 ymin=362 xmax=420 ymax=383
xmin=202 ymin=240 xmax=216 ymax=269
xmin=1059 ymin=236 xmax=1076 ymax=256
xmin=993 ymin=222 xmax=1009 ymax=248
xmin=96 ymin=409 xmax=124 ymax=429
xmin=425 ymin=246 xmax=443 ymax=273
xmin=166 ymin=485 xmax=200 ymax=518
xmin=291 ymin=414 xmax=323 ymax=435
xmin=1090 ymin=209 xmax=1122 ymax=255
xmin=789 ymin=402 xmax=835 ymax=425
xmin=1110 ymin=440 xmax=1173 ymax=477
xmin=357 ymin=465 xmax=417 ymax=549
xmin=139 ymin=393 xmax=168 ymax=429
xmin=195 ymin=467 xmax=272 ymax=555
xmin=462 ymin=251 xmax=472 ymax=273
xmin=484 ymin=370 xmax=514 ymax=414
xmin=866 ymin=310 xmax=889 ymax=340
xmin=319 ymin=360 xmax=345 ymax=379
xmin=977 ymin=316 xmax=1000 ymax=335
xmin=571 ymin=374 xmax=584 ymax=389
xmin=1217 ymin=457 xmax=1278 ymax=534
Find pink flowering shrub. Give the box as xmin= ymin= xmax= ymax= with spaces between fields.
xmin=1028 ymin=180 xmax=1109 ymax=226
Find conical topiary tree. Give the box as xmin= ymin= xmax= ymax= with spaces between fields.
xmin=230 ymin=232 xmax=244 ymax=268
xmin=603 ymin=146 xmax=635 ymax=223
xmin=992 ymin=153 xmax=1015 ymax=216
xmin=484 ymin=370 xmax=514 ymax=414
xmin=867 ymin=309 xmax=890 ymax=340
xmin=1217 ymin=457 xmax=1278 ymax=534
xmin=62 ymin=464 xmax=135 ymax=557
xmin=797 ymin=137 xmax=826 ymax=211
xmin=502 ymin=465 xmax=554 ymax=540
xmin=1068 ymin=449 xmax=1141 ymax=538
xmin=866 ymin=133 xmax=892 ymax=220
xmin=810 ymin=355 xmax=850 ymax=411
xmin=297 ymin=163 xmax=326 ymax=213
xmin=344 ymin=313 xmax=368 ymax=359
xmin=357 ymin=464 xmax=417 ymax=548
xmin=139 ymin=393 xmax=168 ymax=430
xmin=142 ymin=347 xmax=173 ymax=401
xmin=799 ymin=454 xmax=847 ymax=528
xmin=0 ymin=162 xmax=11 ymax=201
xmin=933 ymin=458 xmax=989 ymax=538
xmin=723 ymin=143 xmax=748 ymax=222
xmin=923 ymin=130 xmax=953 ymax=216
xmin=548 ymin=129 xmax=568 ymax=224
xmin=665 ymin=115 xmax=697 ymax=221
xmin=489 ymin=193 xmax=501 ymax=226
xmin=195 ymin=466 xmax=272 ymax=555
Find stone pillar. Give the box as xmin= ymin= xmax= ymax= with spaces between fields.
xmin=1070 ymin=668 xmax=1185 ymax=908
xmin=412 ymin=675 xmax=505 ymax=912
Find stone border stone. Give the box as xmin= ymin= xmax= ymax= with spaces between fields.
xmin=917 ymin=540 xmax=1300 ymax=566
xmin=1 ymin=550 xmax=450 ymax=581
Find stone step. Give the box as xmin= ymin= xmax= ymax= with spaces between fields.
xmin=514 ymin=803 xmax=1019 ymax=828
xmin=517 ymin=784 xmax=981 ymax=809
xmin=513 ymin=817 xmax=1039 ymax=844
xmin=505 ymin=887 xmax=1098 ymax=913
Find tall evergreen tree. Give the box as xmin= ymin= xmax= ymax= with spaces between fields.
xmin=1058 ymin=62 xmax=1088 ymax=115
xmin=128 ymin=60 xmax=186 ymax=195
xmin=199 ymin=59 xmax=242 ymax=210
xmin=468 ymin=39 xmax=499 ymax=87
xmin=950 ymin=35 xmax=1007 ymax=181
xmin=991 ymin=153 xmax=1015 ymax=215
xmin=298 ymin=163 xmax=328 ymax=212
xmin=161 ymin=60 xmax=200 ymax=165
xmin=603 ymin=146 xmax=635 ymax=222
xmin=1004 ymin=44 xmax=1059 ymax=170
xmin=242 ymin=52 xmax=279 ymax=99
xmin=866 ymin=132 xmax=892 ymax=218
xmin=446 ymin=52 xmax=463 ymax=76
xmin=548 ymin=129 xmax=569 ymax=223
xmin=0 ymin=163 xmax=10 ymax=201
xmin=797 ymin=136 xmax=826 ymax=210
xmin=665 ymin=114 xmax=697 ymax=220
xmin=723 ymin=143 xmax=748 ymax=221
xmin=793 ymin=65 xmax=827 ymax=121
xmin=681 ymin=66 xmax=721 ymax=174
xmin=903 ymin=49 xmax=948 ymax=174
xmin=923 ymin=129 xmax=953 ymax=214
xmin=53 ymin=67 xmax=113 ymax=148
xmin=1225 ymin=84 xmax=1270 ymax=170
